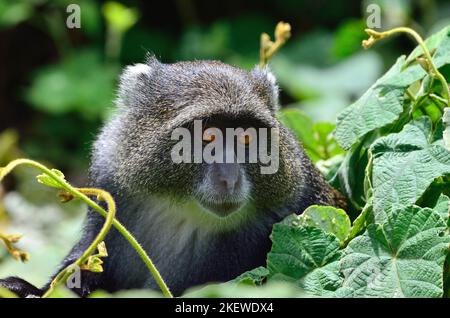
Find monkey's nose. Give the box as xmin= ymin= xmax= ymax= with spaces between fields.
xmin=216 ymin=163 xmax=240 ymax=193
xmin=219 ymin=175 xmax=238 ymax=192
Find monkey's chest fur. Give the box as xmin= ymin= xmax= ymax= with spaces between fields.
xmin=96 ymin=196 xmax=281 ymax=296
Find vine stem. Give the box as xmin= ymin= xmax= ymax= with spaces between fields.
xmin=0 ymin=159 xmax=173 ymax=298
xmin=41 ymin=187 xmax=116 ymax=298
xmin=363 ymin=27 xmax=450 ymax=107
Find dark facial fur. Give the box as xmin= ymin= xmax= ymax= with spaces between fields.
xmin=0 ymin=57 xmax=343 ymax=297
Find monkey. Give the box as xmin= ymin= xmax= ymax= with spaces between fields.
xmin=0 ymin=57 xmax=345 ymax=297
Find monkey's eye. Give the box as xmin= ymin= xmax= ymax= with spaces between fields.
xmin=238 ymin=133 xmax=253 ymax=145
xmin=203 ymin=127 xmax=219 ymax=143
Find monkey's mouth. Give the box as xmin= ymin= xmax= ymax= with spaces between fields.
xmin=198 ymin=199 xmax=244 ymax=217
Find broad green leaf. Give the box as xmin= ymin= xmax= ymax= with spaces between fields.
xmin=338 ymin=205 xmax=450 ymax=298
xmin=235 ymin=212 xmax=347 ymax=297
xmin=330 ymin=138 xmax=370 ymax=211
xmin=434 ymin=194 xmax=449 ymax=222
xmin=266 ymin=221 xmax=342 ymax=297
xmin=232 ymin=267 xmax=269 ymax=286
xmin=267 ymin=218 xmax=344 ymax=297
xmin=267 ymin=224 xmax=340 ymax=280
xmin=278 ymin=108 xmax=319 ymax=161
xmin=294 ymin=205 xmax=351 ymax=244
xmin=297 ymin=259 xmax=343 ymax=297
xmin=335 ymin=25 xmax=450 ymax=150
xmin=371 ymin=117 xmax=450 ymax=221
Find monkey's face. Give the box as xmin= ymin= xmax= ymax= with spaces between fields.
xmin=157 ymin=114 xmax=298 ymax=221
xmin=104 ymin=58 xmax=304 ymax=227
xmin=189 ymin=116 xmax=263 ymax=217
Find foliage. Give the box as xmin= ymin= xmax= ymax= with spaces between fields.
xmin=1 ymin=0 xmax=450 ymax=299
xmin=196 ymin=25 xmax=450 ymax=298
xmin=26 ymin=50 xmax=118 ymax=120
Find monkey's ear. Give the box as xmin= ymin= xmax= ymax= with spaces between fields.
xmin=250 ymin=66 xmax=280 ymax=113
xmin=117 ymin=56 xmax=161 ymax=108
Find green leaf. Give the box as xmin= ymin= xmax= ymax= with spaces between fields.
xmin=26 ymin=50 xmax=118 ymax=120
xmin=294 ymin=205 xmax=351 ymax=244
xmin=434 ymin=194 xmax=449 ymax=222
xmin=232 ymin=211 xmax=349 ymax=297
xmin=330 ymin=138 xmax=370 ymax=211
xmin=315 ymin=153 xmax=345 ymax=182
xmin=278 ymin=109 xmax=344 ymax=162
xmin=266 ymin=220 xmax=343 ymax=298
xmin=0 ymin=0 xmax=34 ymax=29
xmin=371 ymin=117 xmax=450 ymax=221
xmin=332 ymin=19 xmax=366 ymax=59
xmin=278 ymin=108 xmax=319 ymax=161
xmin=267 ymin=224 xmax=340 ymax=280
xmin=335 ymin=25 xmax=450 ymax=150
xmin=267 ymin=217 xmax=345 ymax=297
xmin=36 ymin=169 xmax=65 ymax=188
xmin=406 ymin=25 xmax=450 ymax=68
xmin=231 ymin=267 xmax=269 ymax=286
xmin=338 ymin=205 xmax=450 ymax=298
xmin=313 ymin=122 xmax=345 ymax=159
xmin=297 ymin=259 xmax=343 ymax=297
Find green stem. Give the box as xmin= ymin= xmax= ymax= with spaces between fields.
xmin=42 ymin=187 xmax=116 ymax=298
xmin=0 ymin=159 xmax=173 ymax=298
xmin=406 ymin=88 xmax=416 ymax=102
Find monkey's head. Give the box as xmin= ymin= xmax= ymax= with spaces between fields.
xmin=92 ymin=57 xmax=305 ymax=229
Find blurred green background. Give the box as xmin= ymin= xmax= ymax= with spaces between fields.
xmin=0 ymin=0 xmax=449 ymax=287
